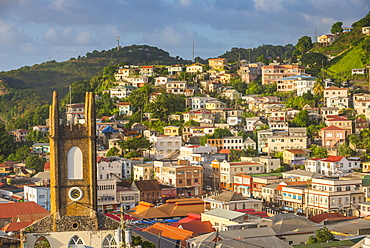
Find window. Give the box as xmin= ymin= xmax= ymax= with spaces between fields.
xmin=68 ymin=236 xmax=85 ymax=247
xmin=102 ymin=234 xmax=118 ymax=248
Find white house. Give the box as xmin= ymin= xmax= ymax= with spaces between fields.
xmin=145 ymin=135 xmax=182 ymax=160
xmin=326 ymin=96 xmax=349 ymax=109
xmin=24 ymin=186 xmax=51 ymax=211
xmin=305 ymin=156 xmax=361 ymax=176
xmin=154 ymin=76 xmax=174 ymax=86
xmin=109 ymin=85 xmax=137 ymax=99
xmin=97 ymin=157 xmax=132 ymax=180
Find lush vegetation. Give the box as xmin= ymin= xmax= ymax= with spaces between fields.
xmin=220 ymin=44 xmax=296 ymax=63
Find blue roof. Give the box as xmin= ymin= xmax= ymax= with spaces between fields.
xmin=102 ymin=125 xmax=118 ymax=133
xmin=276 ymin=75 xmax=315 ymax=81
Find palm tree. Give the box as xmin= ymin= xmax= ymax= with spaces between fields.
xmin=313 ymin=78 xmax=325 ymax=96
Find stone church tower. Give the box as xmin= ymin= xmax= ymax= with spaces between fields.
xmin=49 ymin=91 xmax=98 ymax=231
xmin=21 ymin=91 xmax=120 ymax=247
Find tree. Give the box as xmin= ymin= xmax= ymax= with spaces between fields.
xmin=337 ymin=143 xmax=356 ymax=157
xmin=232 ymin=81 xmax=248 ymax=94
xmin=211 ymin=128 xmax=233 ymax=139
xmin=245 ymin=81 xmax=263 ymax=95
xmin=331 ymin=21 xmax=343 ymax=35
xmin=295 ymin=36 xmax=313 ymax=55
xmin=144 ymin=93 xmax=185 ymax=119
xmin=292 ymin=110 xmax=311 ymax=127
xmin=0 ymin=123 xmax=16 ymax=157
xmin=313 ymin=78 xmax=325 ymax=98
xmin=307 ymin=227 xmax=335 ymax=244
xmin=132 ymin=236 xmax=155 ymax=248
xmin=310 ymin=145 xmax=328 ymax=158
xmin=127 ymin=85 xmax=151 ymax=122
xmin=106 ymin=147 xmax=120 ymax=157
xmin=352 ymin=11 xmax=370 ymax=28
xmin=7 ymin=145 xmax=31 ymax=162
xmin=25 ymin=155 xmax=46 ymax=173
xmin=300 ymin=53 xmax=328 ymax=68
xmin=26 ymin=130 xmax=48 ymax=143
xmin=95 ymin=93 xmax=118 ymax=117
xmin=256 ymin=54 xmax=268 ymax=64
xmin=118 ymin=137 xmax=152 ymax=156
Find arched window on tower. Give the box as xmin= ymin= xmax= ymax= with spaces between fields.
xmin=102 ymin=234 xmax=118 ymax=248
xmin=67 ymin=146 xmax=83 ymax=179
xmin=68 ymin=235 xmax=85 ymax=247
xmin=34 ymin=236 xmax=51 ymax=248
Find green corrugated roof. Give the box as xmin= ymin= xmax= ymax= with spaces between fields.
xmin=292 ymin=240 xmax=354 ymax=248
xmin=362 ymin=175 xmax=370 ymax=186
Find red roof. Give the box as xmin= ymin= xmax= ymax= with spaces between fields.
xmin=321 ymin=125 xmax=345 ymax=131
xmin=309 ymin=212 xmax=343 ymax=223
xmin=218 ymin=149 xmax=242 ymax=154
xmin=1 ymin=221 xmax=33 ymax=232
xmin=171 ymin=213 xmax=201 ymax=227
xmin=179 ymin=221 xmax=215 ymax=235
xmin=43 ymin=162 xmax=50 ymax=171
xmin=321 ymin=155 xmax=344 ymax=162
xmin=0 ymin=202 xmax=49 ymax=219
xmin=324 ymin=86 xmax=347 ymax=91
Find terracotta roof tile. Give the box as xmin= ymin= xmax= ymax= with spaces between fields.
xmin=0 ymin=202 xmax=49 ymax=219
xmin=321 ymin=125 xmax=346 ymax=131
xmin=1 ymin=221 xmax=33 ymax=232
xmin=179 ymin=221 xmax=215 ymax=235
xmin=143 ymin=223 xmax=196 ymax=241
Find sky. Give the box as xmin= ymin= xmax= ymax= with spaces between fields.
xmin=0 ymin=0 xmax=369 ymax=72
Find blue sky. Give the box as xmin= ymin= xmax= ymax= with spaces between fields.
xmin=0 ymin=0 xmax=369 ymax=72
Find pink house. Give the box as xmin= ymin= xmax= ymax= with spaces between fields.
xmin=320 ymin=125 xmax=346 ymax=148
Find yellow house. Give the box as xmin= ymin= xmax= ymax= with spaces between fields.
xmin=363 ymin=162 xmax=370 ymax=172
xmin=163 ymin=126 xmax=180 ymax=136
xmin=205 ymin=100 xmax=226 ymax=110
xmin=208 ymin=58 xmax=227 ymax=70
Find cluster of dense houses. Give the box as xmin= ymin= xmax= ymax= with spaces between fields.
xmin=2 ymin=51 xmax=370 ymax=246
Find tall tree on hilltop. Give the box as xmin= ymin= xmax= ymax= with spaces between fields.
xmin=295 ymin=36 xmax=313 ymax=55
xmin=331 ymin=22 xmax=343 ymax=35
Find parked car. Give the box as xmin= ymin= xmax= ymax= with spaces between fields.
xmin=205 ymin=185 xmax=212 ymax=191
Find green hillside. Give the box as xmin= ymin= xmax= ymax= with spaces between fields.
xmin=0 ymin=45 xmax=190 ymax=101
xmin=310 ymin=11 xmax=370 ymax=81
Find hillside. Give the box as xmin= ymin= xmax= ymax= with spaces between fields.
xmin=311 ymin=12 xmax=370 ymax=81
xmin=0 ymin=45 xmax=190 ymax=101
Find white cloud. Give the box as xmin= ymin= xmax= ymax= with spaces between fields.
xmin=0 ymin=20 xmax=30 ymax=45
xmin=44 ymin=27 xmax=59 ymax=43
xmin=253 ymin=0 xmax=283 ymax=12
xmin=75 ymin=31 xmax=92 ymax=45
xmin=179 ymin=0 xmax=192 ymax=7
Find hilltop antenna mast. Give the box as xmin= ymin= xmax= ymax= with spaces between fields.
xmin=117 ymin=35 xmax=120 ymax=51
xmin=192 ymin=42 xmax=195 ymax=62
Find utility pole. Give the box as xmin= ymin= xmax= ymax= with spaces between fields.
xmin=120 ymin=205 xmax=126 ymax=248
xmin=117 ymin=35 xmax=120 ymax=51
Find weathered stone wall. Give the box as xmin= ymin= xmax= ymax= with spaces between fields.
xmin=98 ymin=212 xmax=120 ymax=230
